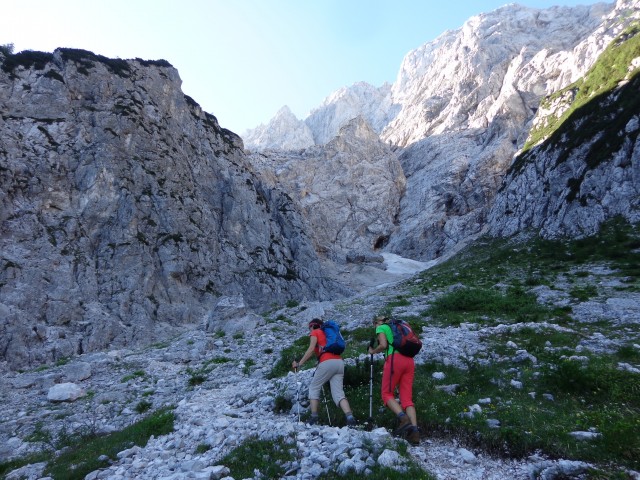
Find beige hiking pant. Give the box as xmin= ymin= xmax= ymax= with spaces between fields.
xmin=308 ymin=359 xmax=346 ymax=406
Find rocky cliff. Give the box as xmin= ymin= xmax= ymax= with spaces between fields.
xmin=0 ymin=48 xmax=345 ymax=370
xmin=244 ymin=0 xmax=640 ymax=260
xmin=250 ymin=117 xmax=406 ymax=260
xmin=488 ymin=24 xmax=640 ymax=237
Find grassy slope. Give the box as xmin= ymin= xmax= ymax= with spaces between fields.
xmin=271 ymin=217 xmax=640 ymax=479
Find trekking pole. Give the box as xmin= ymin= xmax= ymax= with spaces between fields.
xmin=294 ymin=365 xmax=301 ymax=423
xmin=321 ymin=385 xmax=332 ymax=426
xmin=368 ymin=338 xmax=375 ymax=428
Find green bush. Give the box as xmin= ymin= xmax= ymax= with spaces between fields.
xmin=0 ymin=43 xmax=14 ymax=56
xmin=134 ymin=400 xmax=153 ymax=414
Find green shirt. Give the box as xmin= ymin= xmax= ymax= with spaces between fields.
xmin=375 ymin=323 xmax=395 ymax=356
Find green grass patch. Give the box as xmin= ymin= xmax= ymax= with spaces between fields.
xmin=267 ymin=335 xmax=310 ymax=378
xmin=34 ymin=407 xmax=175 ymax=480
xmin=423 ymin=285 xmax=550 ymax=326
xmin=134 ymin=400 xmax=153 ymax=414
xmin=120 ymin=370 xmax=146 ymax=383
xmin=185 ymin=356 xmax=233 ymax=385
xmin=569 ymin=284 xmax=598 ymax=301
xmin=411 ymin=218 xmax=639 ymax=297
xmin=205 ymin=356 xmax=232 ymax=365
xmin=385 ymin=295 xmax=412 ymax=308
xmin=218 ymin=436 xmax=295 ymax=479
xmin=413 ymin=357 xmax=638 ymax=472
xmin=489 ymin=326 xmax=580 ymax=360
xmin=616 ymin=344 xmax=640 ymax=363
xmin=195 ymin=443 xmax=211 ymax=454
xmin=242 ymin=358 xmax=256 ymax=375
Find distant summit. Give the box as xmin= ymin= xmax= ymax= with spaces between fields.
xmin=244 ymin=81 xmax=396 ymax=150
xmin=242 ymin=105 xmax=314 ymax=151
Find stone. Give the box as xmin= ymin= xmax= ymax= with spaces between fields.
xmin=377 ymin=449 xmax=404 ymax=468
xmin=47 ymin=382 xmax=86 ymax=402
xmin=64 ymin=362 xmax=92 ymax=382
xmin=569 ymin=431 xmax=602 ymax=441
xmin=458 ymin=448 xmax=478 ymax=464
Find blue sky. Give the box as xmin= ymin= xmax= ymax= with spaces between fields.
xmin=2 ymin=0 xmax=603 ymax=134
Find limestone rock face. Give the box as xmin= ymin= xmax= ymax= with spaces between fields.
xmin=241 ymin=1 xmax=640 ymax=260
xmin=383 ymin=2 xmax=624 ymax=259
xmin=0 ymin=48 xmax=345 ymax=370
xmin=250 ymin=117 xmax=406 ymax=259
xmin=487 ymin=75 xmax=640 ymax=237
xmin=242 ymin=105 xmax=315 ymax=151
xmin=304 ymin=82 xmax=397 ymax=146
xmin=244 ymin=82 xmax=395 ymax=150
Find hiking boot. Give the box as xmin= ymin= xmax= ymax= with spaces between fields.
xmin=392 ymin=414 xmax=411 ymax=436
xmin=346 ymin=415 xmax=357 ymax=427
xmin=307 ymin=416 xmax=319 ymax=426
xmin=405 ymin=426 xmax=420 ymax=446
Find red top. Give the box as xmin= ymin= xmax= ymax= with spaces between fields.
xmin=311 ymin=329 xmax=342 ymax=362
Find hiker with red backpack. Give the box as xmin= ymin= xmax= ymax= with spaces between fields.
xmin=292 ymin=318 xmax=357 ymax=426
xmin=368 ymin=315 xmax=421 ymax=445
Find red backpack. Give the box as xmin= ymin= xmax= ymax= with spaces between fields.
xmin=389 ymin=319 xmax=422 ymax=357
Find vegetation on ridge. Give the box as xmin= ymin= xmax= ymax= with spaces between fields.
xmin=511 ymin=22 xmax=640 ymax=178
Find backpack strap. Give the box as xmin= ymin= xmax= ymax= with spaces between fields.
xmin=389 ymin=349 xmax=395 ymax=394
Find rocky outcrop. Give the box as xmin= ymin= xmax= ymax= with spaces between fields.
xmin=487 ymin=26 xmax=640 ymax=238
xmin=250 ymin=117 xmax=405 ymax=260
xmin=304 ymin=82 xmax=397 ymax=146
xmin=383 ymin=2 xmax=625 ymax=259
xmin=244 ymin=82 xmax=396 ymax=151
xmin=0 ymin=48 xmax=346 ymax=370
xmin=242 ymin=105 xmax=315 ymax=151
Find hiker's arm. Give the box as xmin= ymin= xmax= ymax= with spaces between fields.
xmin=368 ymin=332 xmax=388 ymax=354
xmin=292 ymin=336 xmax=318 ymax=369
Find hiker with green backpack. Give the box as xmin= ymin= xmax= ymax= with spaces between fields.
xmin=368 ymin=315 xmax=422 ymax=445
xmin=292 ymin=318 xmax=357 ymax=427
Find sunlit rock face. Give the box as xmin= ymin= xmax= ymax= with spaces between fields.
xmin=0 ymin=48 xmax=346 ymax=370
xmin=250 ymin=117 xmax=406 ymax=261
xmin=243 ymin=1 xmax=640 ymax=260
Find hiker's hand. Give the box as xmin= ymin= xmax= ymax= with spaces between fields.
xmin=368 ymin=346 xmax=374 ymax=354
xmin=292 ymin=360 xmax=299 ymax=370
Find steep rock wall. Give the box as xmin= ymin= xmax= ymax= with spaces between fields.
xmin=0 ymin=48 xmax=345 ymax=370
xmin=488 ymin=27 xmax=640 ymax=238
xmin=250 ymin=117 xmax=405 ymax=260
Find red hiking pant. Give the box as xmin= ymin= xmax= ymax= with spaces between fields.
xmin=381 ymin=353 xmax=415 ymax=409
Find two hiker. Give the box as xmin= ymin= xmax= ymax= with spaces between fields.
xmin=292 ymin=318 xmax=357 ymax=426
xmin=292 ymin=316 xmax=420 ymax=446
